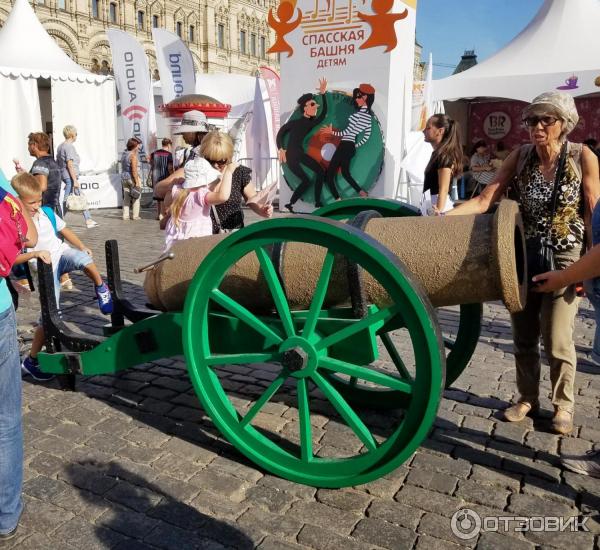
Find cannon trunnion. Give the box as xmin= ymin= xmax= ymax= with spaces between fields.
xmin=38 ymin=199 xmax=527 ymax=488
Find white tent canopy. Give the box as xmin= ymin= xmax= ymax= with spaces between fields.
xmin=0 ymin=0 xmax=116 ymax=180
xmin=434 ymin=0 xmax=600 ymax=102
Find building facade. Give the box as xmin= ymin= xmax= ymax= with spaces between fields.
xmin=0 ymin=0 xmax=425 ymax=81
xmin=0 ymin=0 xmax=279 ymax=76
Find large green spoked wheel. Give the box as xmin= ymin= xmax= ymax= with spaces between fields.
xmin=314 ymin=198 xmax=482 ymax=394
xmin=182 ymin=216 xmax=444 ymax=488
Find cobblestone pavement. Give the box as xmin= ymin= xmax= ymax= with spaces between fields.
xmin=7 ymin=206 xmax=600 ymax=549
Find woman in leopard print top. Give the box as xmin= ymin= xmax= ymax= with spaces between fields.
xmin=448 ymin=91 xmax=600 ymax=435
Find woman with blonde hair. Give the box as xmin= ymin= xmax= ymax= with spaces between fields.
xmin=202 ymin=132 xmax=273 ymax=233
xmin=163 ymin=132 xmax=237 ymax=251
xmin=57 ymin=125 xmax=97 ymax=228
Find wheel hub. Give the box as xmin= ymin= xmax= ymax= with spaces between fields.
xmin=282 ymin=347 xmax=308 ymax=372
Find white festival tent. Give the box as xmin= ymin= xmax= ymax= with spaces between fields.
xmin=433 ymin=0 xmax=600 ymax=102
xmin=0 ymin=0 xmax=116 ymax=185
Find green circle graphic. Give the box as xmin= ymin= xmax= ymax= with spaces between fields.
xmin=280 ymin=91 xmax=385 ymax=206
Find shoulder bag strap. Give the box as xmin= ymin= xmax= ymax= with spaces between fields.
xmin=211 ymin=204 xmax=223 ymax=233
xmin=546 ymin=142 xmax=568 ymax=241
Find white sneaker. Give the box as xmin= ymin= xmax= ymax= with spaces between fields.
xmin=86 ymin=219 xmax=99 ymax=228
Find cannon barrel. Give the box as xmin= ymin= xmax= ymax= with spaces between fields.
xmin=145 ymin=200 xmax=527 ymax=314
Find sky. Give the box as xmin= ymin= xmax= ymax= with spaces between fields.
xmin=416 ymin=0 xmax=544 ymax=79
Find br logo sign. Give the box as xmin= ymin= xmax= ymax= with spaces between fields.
xmin=483 ymin=111 xmax=511 ymax=140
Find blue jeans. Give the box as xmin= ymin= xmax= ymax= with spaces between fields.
xmin=0 ymin=306 xmax=23 ymax=534
xmin=584 ymin=201 xmax=600 ymax=363
xmin=63 ymin=177 xmax=91 ymax=221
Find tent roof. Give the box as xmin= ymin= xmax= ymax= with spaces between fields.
xmin=0 ymin=0 xmax=107 ymax=82
xmin=434 ymin=0 xmax=600 ymax=102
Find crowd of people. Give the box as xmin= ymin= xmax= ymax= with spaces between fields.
xmin=2 ymin=92 xmax=600 ymax=540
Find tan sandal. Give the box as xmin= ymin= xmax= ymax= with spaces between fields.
xmin=503 ymin=401 xmax=539 ymax=422
xmin=552 ymin=408 xmax=573 ymax=435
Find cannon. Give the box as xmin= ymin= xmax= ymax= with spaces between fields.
xmin=37 ymin=199 xmax=526 ymax=488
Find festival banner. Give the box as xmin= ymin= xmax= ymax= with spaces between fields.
xmin=259 ymin=66 xmax=281 ymax=142
xmin=249 ymin=75 xmax=271 ymax=188
xmin=269 ymin=0 xmax=417 ymax=210
xmin=152 ymin=28 xmax=196 ymax=104
xmin=107 ymin=29 xmax=153 ymax=156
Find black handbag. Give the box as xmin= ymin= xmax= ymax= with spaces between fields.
xmin=525 ymin=143 xmax=568 ymax=285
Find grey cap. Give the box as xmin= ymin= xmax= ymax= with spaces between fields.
xmin=522 ymin=91 xmax=579 ymax=135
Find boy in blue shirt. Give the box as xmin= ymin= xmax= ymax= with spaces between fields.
xmin=12 ymin=173 xmax=112 ymax=381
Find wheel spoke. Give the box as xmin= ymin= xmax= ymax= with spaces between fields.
xmin=211 ymin=289 xmax=283 ymax=345
xmin=315 ymin=305 xmax=399 ymax=351
xmin=206 ymin=353 xmax=280 ymax=366
xmin=312 ymin=371 xmax=377 ymax=451
xmin=302 ymin=252 xmax=335 ymax=339
xmin=240 ymin=373 xmax=287 ymax=428
xmin=255 ymin=247 xmax=295 ymax=339
xmin=319 ymin=356 xmax=413 ymax=394
xmin=380 ymin=332 xmax=413 ymax=381
xmin=297 ymin=379 xmax=313 ymax=462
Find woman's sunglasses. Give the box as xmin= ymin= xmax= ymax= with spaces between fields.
xmin=522 ymin=115 xmax=559 ymax=128
xmin=209 ymin=159 xmax=228 ymax=167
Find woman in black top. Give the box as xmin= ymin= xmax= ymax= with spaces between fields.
xmin=200 ymin=132 xmax=273 ymax=232
xmin=422 ymin=114 xmax=463 ymax=214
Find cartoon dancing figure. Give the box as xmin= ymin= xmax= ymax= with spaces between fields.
xmin=267 ymin=1 xmax=302 ymax=57
xmin=321 ymin=83 xmax=375 ymax=198
xmin=357 ymin=0 xmax=408 ymax=52
xmin=278 ymin=78 xmax=332 ymax=212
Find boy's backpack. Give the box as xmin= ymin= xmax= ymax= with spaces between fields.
xmin=0 ymin=188 xmax=27 ymax=277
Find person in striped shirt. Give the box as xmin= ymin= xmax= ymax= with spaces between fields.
xmin=321 ymin=83 xmax=375 ymax=200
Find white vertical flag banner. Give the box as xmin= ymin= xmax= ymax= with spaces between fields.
xmin=249 ymin=75 xmax=270 ymax=188
xmin=152 ymin=28 xmax=196 ymax=104
xmin=107 ymin=29 xmax=153 ymax=157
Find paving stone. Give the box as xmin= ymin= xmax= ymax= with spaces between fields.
xmin=257 ymin=476 xmax=317 ymax=499
xmin=151 ymin=452 xmax=202 ymax=481
xmin=210 ymin=455 xmax=265 ymax=482
xmin=394 ymin=485 xmax=465 ymax=518
xmin=357 ymin=472 xmax=405 ymax=499
xmin=245 ymin=484 xmax=298 ymax=513
xmin=104 ymin=480 xmax=163 ymax=512
xmin=84 ymin=432 xmax=128 ymax=454
xmin=507 ymin=493 xmax=577 ymax=518
xmin=97 ymin=505 xmax=161 ymax=539
xmin=238 ymin=506 xmax=304 ymax=540
xmin=410 ymin=451 xmax=472 ymax=479
xmin=20 ymin=496 xmax=75 ymax=534
xmin=405 ymin=467 xmax=459 ymax=495
xmin=31 ymin=434 xmax=78 ymax=455
xmin=287 ymin=501 xmax=361 ymax=536
xmin=366 ymin=499 xmax=423 ymax=530
xmin=117 ymin=443 xmax=165 ymax=465
xmin=352 ymin=517 xmax=417 ymax=549
xmin=455 ymin=479 xmax=509 ymax=510
xmin=59 ymin=462 xmax=118 ymax=495
xmin=415 ymin=533 xmax=464 ymax=550
xmin=189 ymin=469 xmax=251 ymax=502
xmin=491 ymin=421 xmax=530 ymax=444
xmin=50 ymin=423 xmax=93 ymax=444
xmin=417 ymin=512 xmax=476 ymax=548
xmin=469 ymin=465 xmax=522 ymax=490
xmin=476 ymin=531 xmax=535 ymax=550
xmin=50 ymin=486 xmax=112 ymax=522
xmin=297 ymin=524 xmax=367 ymax=550
xmin=191 ymin=489 xmax=249 ymax=520
xmin=23 ymin=475 xmax=68 ymax=501
xmin=315 ymin=488 xmax=372 ymax=514
xmin=27 ymin=452 xmax=66 ymax=477
xmin=149 ymin=474 xmax=204 ymax=503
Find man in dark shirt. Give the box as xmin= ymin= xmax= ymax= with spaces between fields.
xmin=150 ymin=138 xmax=174 ymax=221
xmin=277 ymin=78 xmax=331 ymax=211
xmin=28 ymin=132 xmax=62 ymax=215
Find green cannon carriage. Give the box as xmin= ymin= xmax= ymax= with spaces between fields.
xmin=38 ymin=199 xmax=526 ymax=488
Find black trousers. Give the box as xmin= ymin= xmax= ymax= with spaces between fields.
xmin=287 ymin=153 xmax=330 ymax=205
xmin=325 ymin=141 xmax=362 ymax=194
